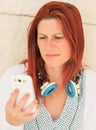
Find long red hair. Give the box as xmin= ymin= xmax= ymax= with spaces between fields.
xmin=27 ymin=1 xmax=84 ymax=98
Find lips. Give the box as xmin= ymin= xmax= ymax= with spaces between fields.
xmin=45 ymin=54 xmax=59 ymax=57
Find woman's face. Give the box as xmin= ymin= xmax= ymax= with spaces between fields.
xmin=37 ymin=19 xmax=71 ymax=69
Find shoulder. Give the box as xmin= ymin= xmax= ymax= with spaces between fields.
xmin=83 ymin=68 xmax=96 ymax=96
xmin=1 ymin=64 xmax=27 ymax=78
xmin=80 ymin=68 xmax=96 ymax=96
xmin=83 ymin=68 xmax=96 ymax=129
xmin=82 ymin=65 xmax=96 ymax=80
xmin=83 ymin=68 xmax=96 ymax=92
xmin=83 ymin=68 xmax=96 ymax=99
xmin=84 ymin=68 xmax=96 ymax=80
xmin=5 ymin=64 xmax=27 ymax=74
xmin=0 ymin=63 xmax=28 ymax=97
xmin=0 ymin=63 xmax=28 ymax=98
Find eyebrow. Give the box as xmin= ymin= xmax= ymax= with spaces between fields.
xmin=38 ymin=33 xmax=47 ymax=36
xmin=38 ymin=33 xmax=64 ymax=36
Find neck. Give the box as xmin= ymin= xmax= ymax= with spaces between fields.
xmin=45 ymin=66 xmax=65 ymax=90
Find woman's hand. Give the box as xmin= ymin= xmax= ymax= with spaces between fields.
xmin=5 ymin=89 xmax=40 ymax=126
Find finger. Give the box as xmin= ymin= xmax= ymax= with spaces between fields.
xmin=30 ymin=104 xmax=40 ymax=118
xmin=8 ymin=89 xmax=19 ymax=106
xmin=23 ymin=104 xmax=40 ymax=121
xmin=23 ymin=99 xmax=38 ymax=114
xmin=16 ymin=93 xmax=30 ymax=110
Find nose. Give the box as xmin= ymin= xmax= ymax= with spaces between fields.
xmin=45 ymin=38 xmax=55 ymax=50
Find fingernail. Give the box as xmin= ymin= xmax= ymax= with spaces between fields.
xmin=34 ymin=100 xmax=37 ymax=104
xmin=25 ymin=93 xmax=30 ymax=97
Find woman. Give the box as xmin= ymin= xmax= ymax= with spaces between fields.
xmin=0 ymin=1 xmax=96 ymax=130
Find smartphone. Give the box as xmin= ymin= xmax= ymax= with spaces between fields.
xmin=9 ymin=74 xmax=36 ymax=113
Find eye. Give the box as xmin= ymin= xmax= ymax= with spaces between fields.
xmin=38 ymin=34 xmax=47 ymax=40
xmin=54 ymin=35 xmax=64 ymax=40
xmin=39 ymin=36 xmax=47 ymax=40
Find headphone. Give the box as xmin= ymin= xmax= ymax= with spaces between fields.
xmin=65 ymin=80 xmax=80 ymax=98
xmin=38 ymin=72 xmax=81 ymax=98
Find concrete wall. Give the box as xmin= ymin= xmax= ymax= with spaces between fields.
xmin=0 ymin=0 xmax=96 ymax=77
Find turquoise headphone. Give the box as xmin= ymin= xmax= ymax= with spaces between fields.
xmin=40 ymin=82 xmax=57 ymax=97
xmin=65 ymin=80 xmax=80 ymax=98
xmin=38 ymin=72 xmax=81 ymax=98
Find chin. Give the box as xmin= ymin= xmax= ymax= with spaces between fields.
xmin=45 ymin=62 xmax=63 ymax=68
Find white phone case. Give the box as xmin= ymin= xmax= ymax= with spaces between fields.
xmin=9 ymin=74 xmax=36 ymax=113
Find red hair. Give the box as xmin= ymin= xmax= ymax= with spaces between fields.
xmin=27 ymin=1 xmax=84 ymax=97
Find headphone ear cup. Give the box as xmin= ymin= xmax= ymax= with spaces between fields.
xmin=41 ymin=82 xmax=57 ymax=97
xmin=66 ymin=80 xmax=79 ymax=98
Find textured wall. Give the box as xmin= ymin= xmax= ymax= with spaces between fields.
xmin=0 ymin=0 xmax=96 ymax=76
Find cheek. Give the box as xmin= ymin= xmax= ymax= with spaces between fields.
xmin=38 ymin=44 xmax=43 ymax=52
xmin=37 ymin=40 xmax=43 ymax=49
xmin=37 ymin=43 xmax=45 ymax=57
xmin=66 ymin=45 xmax=71 ymax=55
xmin=61 ymin=44 xmax=71 ymax=59
xmin=37 ymin=41 xmax=41 ymax=51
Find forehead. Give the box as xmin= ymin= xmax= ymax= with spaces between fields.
xmin=37 ymin=18 xmax=63 ymax=34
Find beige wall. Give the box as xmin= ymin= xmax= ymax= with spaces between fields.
xmin=0 ymin=0 xmax=96 ymax=77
